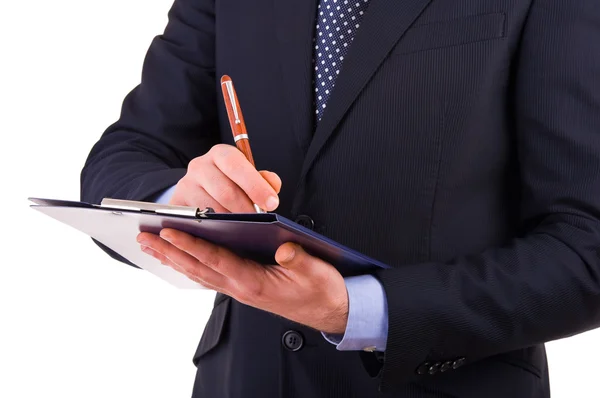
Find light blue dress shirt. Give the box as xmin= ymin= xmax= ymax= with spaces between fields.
xmin=153 ymin=186 xmax=388 ymax=351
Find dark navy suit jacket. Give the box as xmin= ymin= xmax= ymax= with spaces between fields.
xmin=81 ymin=0 xmax=600 ymax=397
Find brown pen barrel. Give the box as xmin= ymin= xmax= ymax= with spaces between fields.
xmin=220 ymin=75 xmax=265 ymax=213
xmin=234 ymin=138 xmax=256 ymax=166
xmin=220 ymin=75 xmax=256 ymax=167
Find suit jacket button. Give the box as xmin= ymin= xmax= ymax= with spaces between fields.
xmin=282 ymin=330 xmax=304 ymax=351
xmin=452 ymin=357 xmax=466 ymax=370
xmin=440 ymin=361 xmax=453 ymax=373
xmin=428 ymin=362 xmax=442 ymax=375
xmin=416 ymin=362 xmax=431 ymax=375
xmin=295 ymin=215 xmax=315 ymax=230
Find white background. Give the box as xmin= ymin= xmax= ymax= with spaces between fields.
xmin=1 ymin=1 xmax=598 ymax=397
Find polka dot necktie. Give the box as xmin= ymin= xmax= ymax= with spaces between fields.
xmin=314 ymin=0 xmax=371 ymax=121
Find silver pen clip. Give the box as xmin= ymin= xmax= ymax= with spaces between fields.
xmin=223 ymin=80 xmax=241 ymax=125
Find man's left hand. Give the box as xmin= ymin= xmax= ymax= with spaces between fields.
xmin=137 ymin=229 xmax=349 ymax=334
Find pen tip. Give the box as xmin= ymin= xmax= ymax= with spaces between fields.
xmin=221 ymin=75 xmax=231 ymax=84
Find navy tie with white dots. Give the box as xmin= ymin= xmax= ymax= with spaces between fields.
xmin=314 ymin=0 xmax=370 ymax=120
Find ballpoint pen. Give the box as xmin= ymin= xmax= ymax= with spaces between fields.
xmin=220 ymin=75 xmax=266 ymax=214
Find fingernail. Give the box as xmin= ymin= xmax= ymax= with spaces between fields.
xmin=160 ymin=231 xmax=172 ymax=242
xmin=280 ymin=246 xmax=296 ymax=263
xmin=266 ymin=195 xmax=279 ymax=211
xmin=137 ymin=236 xmax=148 ymax=245
xmin=141 ymin=246 xmax=153 ymax=255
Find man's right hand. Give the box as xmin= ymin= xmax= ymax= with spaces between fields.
xmin=168 ymin=144 xmax=282 ymax=213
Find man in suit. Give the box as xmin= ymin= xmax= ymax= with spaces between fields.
xmin=81 ymin=0 xmax=600 ymax=396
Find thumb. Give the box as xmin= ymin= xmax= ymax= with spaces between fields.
xmin=275 ymin=243 xmax=310 ymax=269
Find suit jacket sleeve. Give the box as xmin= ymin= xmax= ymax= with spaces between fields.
xmin=373 ymin=0 xmax=600 ymax=392
xmin=80 ymin=0 xmax=218 ymax=265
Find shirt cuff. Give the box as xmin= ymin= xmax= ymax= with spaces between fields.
xmin=322 ymin=274 xmax=388 ymax=352
xmin=151 ymin=185 xmax=177 ymax=204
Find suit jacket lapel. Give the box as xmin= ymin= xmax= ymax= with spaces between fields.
xmin=274 ymin=0 xmax=318 ymax=153
xmin=299 ymin=0 xmax=433 ymax=181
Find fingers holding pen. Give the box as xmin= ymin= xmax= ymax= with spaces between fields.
xmin=259 ymin=170 xmax=282 ymax=194
xmin=194 ymin=162 xmax=256 ymax=213
xmin=211 ymin=145 xmax=280 ymax=211
xmin=180 ymin=144 xmax=281 ymax=213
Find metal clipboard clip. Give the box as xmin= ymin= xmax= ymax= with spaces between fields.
xmin=100 ymin=198 xmax=215 ymax=218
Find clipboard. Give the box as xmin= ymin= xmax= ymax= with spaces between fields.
xmin=29 ymin=197 xmax=389 ymax=289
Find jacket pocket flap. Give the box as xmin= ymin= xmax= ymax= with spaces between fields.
xmin=392 ymin=12 xmax=506 ymax=55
